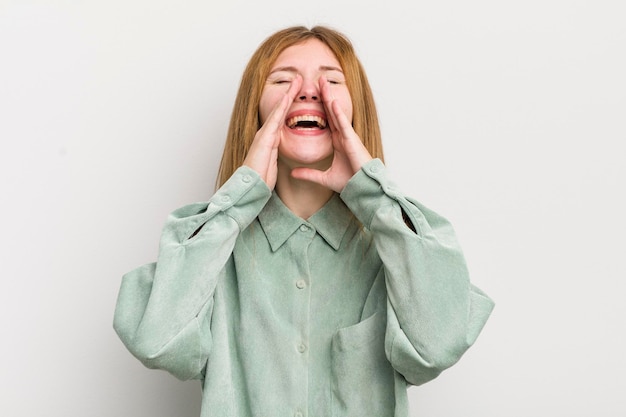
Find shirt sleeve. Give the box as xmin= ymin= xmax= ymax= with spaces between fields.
xmin=340 ymin=158 xmax=495 ymax=386
xmin=113 ymin=166 xmax=271 ymax=380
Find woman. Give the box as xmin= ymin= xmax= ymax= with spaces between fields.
xmin=114 ymin=26 xmax=494 ymax=417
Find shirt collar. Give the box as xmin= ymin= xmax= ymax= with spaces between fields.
xmin=258 ymin=192 xmax=354 ymax=252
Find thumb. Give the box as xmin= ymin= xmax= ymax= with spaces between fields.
xmin=290 ymin=167 xmax=328 ymax=187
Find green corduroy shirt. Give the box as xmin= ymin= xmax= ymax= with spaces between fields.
xmin=114 ymin=158 xmax=494 ymax=417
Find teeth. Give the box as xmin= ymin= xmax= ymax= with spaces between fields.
xmin=286 ymin=114 xmax=327 ymax=129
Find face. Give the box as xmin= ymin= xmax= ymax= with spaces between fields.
xmin=259 ymin=39 xmax=353 ymax=169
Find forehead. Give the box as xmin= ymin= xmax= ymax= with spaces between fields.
xmin=271 ymin=39 xmax=341 ymax=69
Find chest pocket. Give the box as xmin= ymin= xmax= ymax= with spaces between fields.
xmin=330 ymin=312 xmax=395 ymax=416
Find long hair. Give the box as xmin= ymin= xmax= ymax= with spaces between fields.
xmin=216 ymin=26 xmax=383 ymax=187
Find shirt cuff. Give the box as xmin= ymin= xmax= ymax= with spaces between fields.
xmin=208 ymin=166 xmax=271 ymax=230
xmin=340 ymin=159 xmax=402 ymax=229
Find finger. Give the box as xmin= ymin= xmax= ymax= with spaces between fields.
xmin=262 ymin=93 xmax=290 ymax=134
xmin=263 ymin=75 xmax=302 ymax=133
xmin=291 ymin=166 xmax=323 ymax=181
xmin=290 ymin=166 xmax=331 ymax=189
xmin=331 ymin=99 xmax=354 ymax=136
xmin=286 ymin=74 xmax=302 ymax=101
xmin=319 ymin=77 xmax=340 ymax=132
xmin=291 ymin=157 xmax=353 ymax=193
xmin=318 ymin=78 xmax=352 ymax=135
xmin=327 ymin=97 xmax=372 ymax=164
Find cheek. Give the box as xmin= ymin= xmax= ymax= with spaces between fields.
xmin=344 ymin=101 xmax=353 ymax=123
xmin=258 ymin=90 xmax=281 ymax=124
xmin=339 ymin=92 xmax=354 ymax=122
xmin=329 ymin=85 xmax=353 ymax=120
xmin=258 ymin=96 xmax=271 ymax=124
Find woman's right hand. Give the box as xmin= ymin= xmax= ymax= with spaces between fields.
xmin=243 ymin=75 xmax=302 ymax=190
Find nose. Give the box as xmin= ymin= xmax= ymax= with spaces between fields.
xmin=297 ymin=78 xmax=319 ymax=101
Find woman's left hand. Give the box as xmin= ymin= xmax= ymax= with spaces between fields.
xmin=290 ymin=77 xmax=373 ymax=192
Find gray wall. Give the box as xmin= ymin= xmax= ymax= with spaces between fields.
xmin=1 ymin=0 xmax=624 ymax=415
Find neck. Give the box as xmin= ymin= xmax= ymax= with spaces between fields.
xmin=275 ymin=164 xmax=334 ymax=219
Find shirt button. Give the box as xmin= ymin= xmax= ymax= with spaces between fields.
xmin=296 ymin=279 xmax=306 ymax=289
xmin=242 ymin=174 xmax=251 ymax=183
xmin=297 ymin=343 xmax=307 ymax=353
xmin=369 ymin=165 xmax=381 ymax=173
xmin=220 ymin=195 xmax=231 ymax=203
xmin=299 ymin=224 xmax=310 ymax=232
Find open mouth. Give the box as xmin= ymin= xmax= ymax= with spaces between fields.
xmin=286 ymin=114 xmax=327 ymax=130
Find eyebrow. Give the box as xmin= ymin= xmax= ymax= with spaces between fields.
xmin=269 ymin=65 xmax=344 ymax=74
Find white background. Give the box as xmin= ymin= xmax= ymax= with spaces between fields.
xmin=1 ymin=0 xmax=625 ymax=416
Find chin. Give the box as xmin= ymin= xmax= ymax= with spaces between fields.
xmin=279 ymin=132 xmax=333 ymax=166
xmin=278 ymin=148 xmax=333 ymax=169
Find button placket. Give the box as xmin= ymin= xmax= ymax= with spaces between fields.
xmin=290 ymin=222 xmax=313 ymax=414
